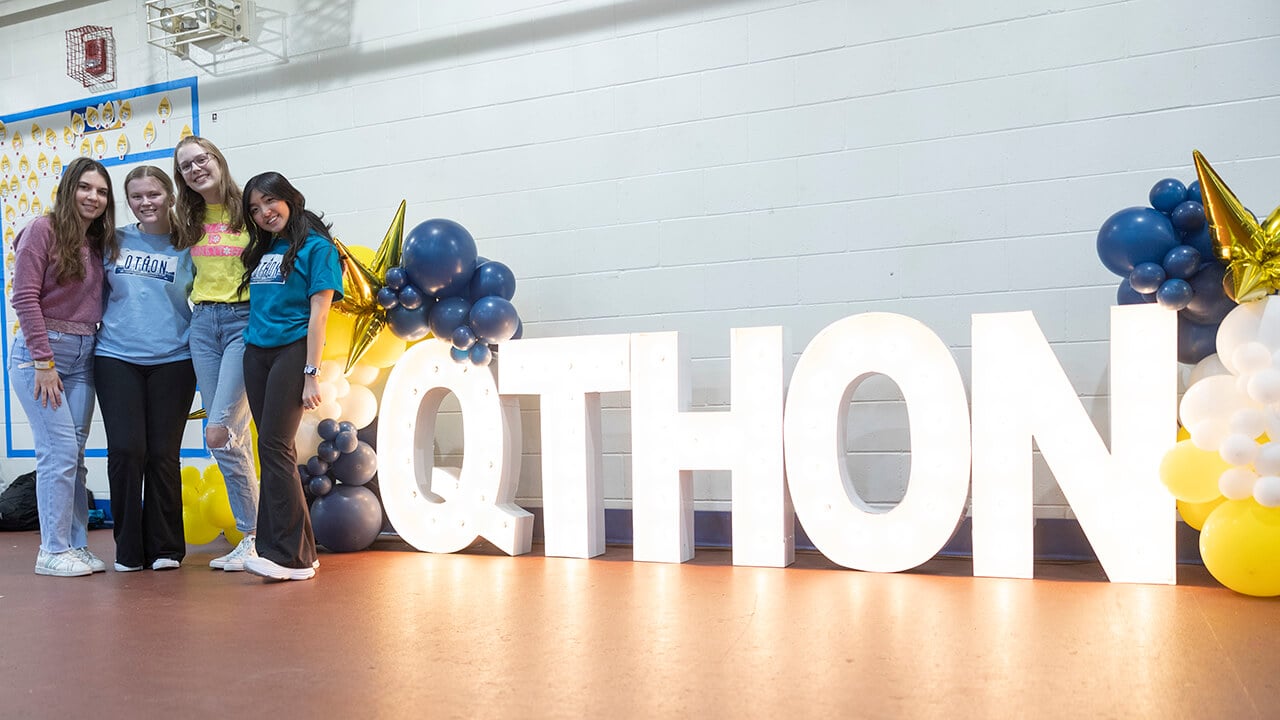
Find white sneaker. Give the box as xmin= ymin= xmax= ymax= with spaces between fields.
xmin=73 ymin=547 xmax=107 ymax=573
xmin=151 ymin=558 xmax=181 ymax=571
xmin=210 ymin=534 xmax=256 ymax=571
xmin=245 ymin=555 xmax=316 ymax=581
xmin=35 ymin=549 xmax=93 ymax=577
xmin=114 ymin=562 xmax=143 ymax=572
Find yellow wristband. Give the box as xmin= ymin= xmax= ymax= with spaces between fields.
xmin=33 ymin=360 xmax=55 ymax=370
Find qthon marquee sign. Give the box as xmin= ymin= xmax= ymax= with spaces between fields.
xmin=377 ymin=305 xmax=1177 ymax=585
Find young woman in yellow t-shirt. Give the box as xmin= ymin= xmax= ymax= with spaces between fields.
xmin=172 ymin=136 xmax=261 ymax=571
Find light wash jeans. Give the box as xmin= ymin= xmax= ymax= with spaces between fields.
xmin=10 ymin=331 xmax=94 ymax=554
xmin=189 ymin=302 xmax=258 ymax=534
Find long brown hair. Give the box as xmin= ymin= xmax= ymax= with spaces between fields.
xmin=123 ymin=165 xmax=179 ymax=246
xmin=45 ymin=157 xmax=117 ymax=283
xmin=172 ymin=136 xmax=244 ymax=250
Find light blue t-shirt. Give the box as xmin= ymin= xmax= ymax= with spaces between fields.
xmin=245 ymin=230 xmax=344 ymax=349
xmin=96 ymin=224 xmax=194 ymax=364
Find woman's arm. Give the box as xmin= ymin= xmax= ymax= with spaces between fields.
xmin=302 ymin=289 xmax=334 ymax=410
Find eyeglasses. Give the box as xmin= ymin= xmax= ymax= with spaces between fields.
xmin=178 ymin=153 xmax=213 ymax=175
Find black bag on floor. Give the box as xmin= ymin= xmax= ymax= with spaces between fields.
xmin=0 ymin=471 xmax=38 ymax=531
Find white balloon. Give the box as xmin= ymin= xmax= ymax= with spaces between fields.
xmin=1233 ymin=341 xmax=1273 ymax=376
xmin=316 ymin=381 xmax=337 ymax=404
xmin=1255 ymin=442 xmax=1280 ymax=476
xmin=1180 ymin=374 xmax=1255 ymax=429
xmin=1219 ymin=467 xmax=1259 ymax=500
xmin=337 ymin=384 xmax=378 ymax=429
xmin=1237 ymin=374 xmax=1253 ymax=397
xmin=294 ymin=416 xmax=321 ymax=459
xmin=1254 ymin=476 xmax=1280 ymax=507
xmin=1216 ymin=301 xmax=1267 ymax=374
xmin=1247 ymin=368 xmax=1280 ymax=404
xmin=319 ymin=360 xmax=344 ymax=383
xmin=1219 ymin=433 xmax=1261 ymax=466
xmin=1188 ymin=353 xmax=1229 ymax=385
xmin=313 ymin=399 xmax=342 ymax=420
xmin=1229 ymin=407 xmax=1267 ymax=438
xmin=347 ymin=364 xmax=380 ymax=386
xmin=1190 ymin=419 xmax=1230 ymax=452
xmin=332 ymin=377 xmax=351 ymax=399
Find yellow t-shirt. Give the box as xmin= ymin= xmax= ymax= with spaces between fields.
xmin=189 ymin=204 xmax=250 ymax=303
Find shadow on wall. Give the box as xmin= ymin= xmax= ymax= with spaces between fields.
xmin=197 ymin=0 xmax=744 ymax=98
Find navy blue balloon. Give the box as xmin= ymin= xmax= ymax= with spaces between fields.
xmin=338 ymin=421 xmax=356 ymax=433
xmin=306 ymin=455 xmax=330 ymax=478
xmin=1162 ymin=245 xmax=1201 ymax=280
xmin=1183 ymin=225 xmax=1215 ymax=260
xmin=1117 ymin=277 xmax=1155 ymax=305
xmin=1178 ymin=315 xmax=1218 ymax=365
xmin=1170 ymin=201 xmax=1205 ymax=235
xmin=317 ymin=418 xmax=340 ymax=441
xmin=308 ymin=475 xmax=334 ymax=497
xmin=376 ymin=286 xmax=400 ymax=310
xmin=384 ymin=266 xmax=408 ymax=292
xmin=310 ymin=484 xmax=383 ymax=553
xmin=468 ymin=261 xmax=517 ymax=301
xmin=318 ymin=440 xmax=341 ymax=463
xmin=397 ymin=284 xmax=424 ymax=311
xmin=334 ymin=429 xmax=359 ymax=454
xmin=400 ymin=219 xmax=478 ymax=298
xmin=1096 ymin=207 xmax=1180 ymax=276
xmin=1149 ymin=178 xmax=1188 ymax=214
xmin=469 ymin=343 xmax=492 ymax=366
xmin=387 ymin=303 xmax=431 ymax=341
xmin=1187 ymin=180 xmax=1202 ymax=204
xmin=452 ymin=324 xmax=476 ymax=351
xmin=1156 ymin=278 xmax=1193 ymax=310
xmin=1128 ymin=262 xmax=1166 ymax=294
xmin=449 ymin=346 xmax=469 ymax=363
xmin=468 ymin=296 xmax=520 ymax=344
xmin=1183 ymin=262 xmax=1236 ymax=325
xmin=512 ymin=320 xmax=523 ymax=340
xmin=429 ymin=296 xmax=471 ymax=339
xmin=329 ymin=441 xmax=378 ymax=486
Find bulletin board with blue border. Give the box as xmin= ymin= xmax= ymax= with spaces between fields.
xmin=0 ymin=76 xmax=207 ymax=458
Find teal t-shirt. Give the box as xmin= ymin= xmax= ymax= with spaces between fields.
xmin=244 ymin=230 xmax=344 ymax=348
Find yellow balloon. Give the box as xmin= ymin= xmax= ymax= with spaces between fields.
xmin=323 ymin=311 xmax=356 ymax=361
xmin=1177 ymin=495 xmax=1226 ymax=531
xmin=359 ymin=327 xmax=407 ymax=368
xmin=224 ymin=526 xmax=245 ymax=546
xmin=1199 ymin=499 xmax=1280 ymax=596
xmin=1159 ymin=440 xmax=1231 ymax=504
xmin=183 ymin=507 xmax=221 ymax=545
xmin=201 ymin=463 xmax=224 ymax=494
xmin=181 ymin=466 xmax=202 ymax=509
xmin=201 ymin=487 xmax=235 ymax=530
xmin=346 ymin=244 xmax=375 ymax=265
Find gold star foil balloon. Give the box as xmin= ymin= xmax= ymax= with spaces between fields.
xmin=331 ymin=200 xmax=407 ymax=372
xmin=1193 ymin=150 xmax=1280 ymax=303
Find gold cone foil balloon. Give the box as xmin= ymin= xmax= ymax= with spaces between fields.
xmin=332 ymin=200 xmax=408 ymax=372
xmin=1193 ymin=150 xmax=1280 ymax=303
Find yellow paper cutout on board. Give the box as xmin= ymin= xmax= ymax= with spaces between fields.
xmin=85 ymin=106 xmax=99 ymax=128
xmin=4 ymin=228 xmax=12 ymax=245
xmin=49 ymin=186 xmax=57 ymax=204
xmin=17 ymin=157 xmax=29 ymax=177
xmin=78 ymin=138 xmax=91 ymax=157
xmin=1 ymin=156 xmax=10 ymax=176
xmin=101 ymin=103 xmax=115 ymax=127
xmin=44 ymin=129 xmax=56 ymax=149
xmin=93 ymin=135 xmax=107 ymax=158
xmin=116 ymin=134 xmax=128 ymax=159
xmin=26 ymin=171 xmax=37 ymax=191
xmin=63 ymin=126 xmax=73 ymax=146
xmin=30 ymin=196 xmax=41 ymax=216
xmin=0 ymin=120 xmax=7 ymax=143
xmin=18 ymin=194 xmax=28 ymax=215
xmin=158 ymin=96 xmax=172 ymax=122
xmin=71 ymin=113 xmax=84 ymax=135
xmin=179 ymin=123 xmax=192 ymax=141
xmin=51 ymin=156 xmax=62 ymax=178
xmin=143 ymin=120 xmax=156 ymax=147
xmin=37 ymin=153 xmax=48 ymax=175
xmin=12 ymin=132 xmax=23 ymax=153
xmin=29 ymin=123 xmax=40 ymax=144
xmin=119 ymin=100 xmax=132 ymax=123
xmin=8 ymin=176 xmax=18 ymax=194
xmin=4 ymin=206 xmax=13 ymax=223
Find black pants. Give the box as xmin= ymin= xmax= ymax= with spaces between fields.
xmin=243 ymin=339 xmax=316 ymax=569
xmin=93 ymin=356 xmax=197 ymax=567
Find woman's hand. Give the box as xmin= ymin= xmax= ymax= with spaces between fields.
xmin=34 ymin=367 xmax=62 ymax=410
xmin=302 ymin=375 xmax=321 ymax=411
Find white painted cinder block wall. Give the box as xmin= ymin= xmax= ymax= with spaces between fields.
xmin=1 ymin=0 xmax=1278 ymax=518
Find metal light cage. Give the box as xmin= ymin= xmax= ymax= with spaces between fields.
xmin=145 ymin=0 xmax=249 ymax=58
xmin=65 ymin=25 xmax=116 ymax=87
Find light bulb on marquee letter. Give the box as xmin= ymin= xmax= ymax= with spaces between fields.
xmin=377 ymin=341 xmax=533 ymax=555
xmin=499 ymin=334 xmax=631 ymax=559
xmin=783 ymin=313 xmax=971 ymax=573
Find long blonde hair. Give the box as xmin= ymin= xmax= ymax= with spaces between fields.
xmin=42 ymin=157 xmax=118 ymax=283
xmin=172 ymin=136 xmax=244 ymax=249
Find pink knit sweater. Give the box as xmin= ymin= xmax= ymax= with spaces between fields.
xmin=10 ymin=216 xmax=104 ymax=361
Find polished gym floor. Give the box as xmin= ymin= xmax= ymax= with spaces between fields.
xmin=1 ymin=530 xmax=1276 ymax=719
